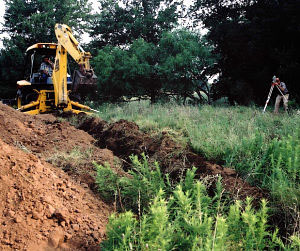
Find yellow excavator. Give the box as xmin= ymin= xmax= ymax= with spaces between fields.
xmin=16 ymin=24 xmax=97 ymax=115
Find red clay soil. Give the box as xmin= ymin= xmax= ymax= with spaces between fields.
xmin=0 ymin=103 xmax=115 ymax=186
xmin=0 ymin=103 xmax=115 ymax=250
xmin=0 ymin=104 xmax=96 ymax=156
xmin=76 ymin=116 xmax=267 ymax=202
xmin=0 ymin=138 xmax=112 ymax=250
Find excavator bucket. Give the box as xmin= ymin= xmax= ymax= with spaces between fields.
xmin=72 ymin=70 xmax=97 ymax=100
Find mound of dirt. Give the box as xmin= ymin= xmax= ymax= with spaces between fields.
xmin=0 ymin=103 xmax=115 ymax=187
xmin=0 ymin=104 xmax=95 ymax=156
xmin=0 ymin=138 xmax=112 ymax=250
xmin=72 ymin=115 xmax=267 ymax=203
xmin=0 ymin=103 xmax=117 ymax=250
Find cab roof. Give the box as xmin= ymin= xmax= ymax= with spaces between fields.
xmin=26 ymin=43 xmax=58 ymax=56
xmin=26 ymin=43 xmax=58 ymax=52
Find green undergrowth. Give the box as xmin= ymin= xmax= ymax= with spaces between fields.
xmin=93 ymin=102 xmax=300 ymax=218
xmin=95 ymin=154 xmax=169 ymax=213
xmin=95 ymin=156 xmax=300 ymax=250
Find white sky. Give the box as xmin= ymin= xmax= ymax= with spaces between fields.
xmin=0 ymin=0 xmax=194 ymax=48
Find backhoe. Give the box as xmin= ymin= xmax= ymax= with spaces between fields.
xmin=16 ymin=24 xmax=97 ymax=115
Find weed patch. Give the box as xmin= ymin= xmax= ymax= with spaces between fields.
xmin=97 ymin=157 xmax=300 ymax=250
xmin=93 ymin=101 xmax=300 ymax=235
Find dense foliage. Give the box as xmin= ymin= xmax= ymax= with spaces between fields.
xmin=93 ymin=30 xmax=216 ymax=103
xmin=90 ymin=0 xmax=181 ymax=48
xmin=192 ymin=0 xmax=300 ymax=104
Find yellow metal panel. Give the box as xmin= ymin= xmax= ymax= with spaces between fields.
xmin=24 ymin=109 xmax=41 ymax=115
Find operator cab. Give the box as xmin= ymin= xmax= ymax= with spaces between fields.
xmin=25 ymin=43 xmax=72 ymax=86
xmin=17 ymin=43 xmax=72 ymax=107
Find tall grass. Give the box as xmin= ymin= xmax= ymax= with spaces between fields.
xmin=95 ymin=102 xmax=299 ymax=199
xmin=95 ymin=102 xmax=299 ymax=160
xmin=97 ymin=157 xmax=300 ymax=250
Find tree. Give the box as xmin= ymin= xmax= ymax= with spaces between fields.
xmin=158 ymin=30 xmax=217 ymax=104
xmin=90 ymin=0 xmax=182 ymax=48
xmin=0 ymin=0 xmax=92 ymax=99
xmin=93 ymin=30 xmax=216 ymax=103
xmin=3 ymin=0 xmax=92 ymax=43
xmin=93 ymin=39 xmax=158 ymax=102
xmin=192 ymin=0 xmax=300 ymax=104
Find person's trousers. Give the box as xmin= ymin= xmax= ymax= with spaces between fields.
xmin=274 ymin=94 xmax=289 ymax=113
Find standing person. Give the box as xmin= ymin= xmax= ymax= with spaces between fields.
xmin=40 ymin=56 xmax=54 ymax=83
xmin=274 ymin=77 xmax=289 ymax=114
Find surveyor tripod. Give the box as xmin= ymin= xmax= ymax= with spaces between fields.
xmin=263 ymin=84 xmax=288 ymax=113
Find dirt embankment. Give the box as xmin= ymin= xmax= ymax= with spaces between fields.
xmin=0 ymin=104 xmax=114 ymax=187
xmin=0 ymin=139 xmax=111 ymax=250
xmin=0 ymin=104 xmax=114 ymax=250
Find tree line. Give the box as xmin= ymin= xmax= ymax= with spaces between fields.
xmin=0 ymin=0 xmax=299 ymax=105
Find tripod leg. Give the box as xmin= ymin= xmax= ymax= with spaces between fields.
xmin=263 ymin=85 xmax=274 ymax=113
xmin=275 ymin=85 xmax=288 ymax=103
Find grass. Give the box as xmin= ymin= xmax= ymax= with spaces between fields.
xmin=96 ymin=157 xmax=300 ymax=250
xmin=93 ymin=101 xmax=300 ymax=235
xmin=46 ymin=147 xmax=95 ymax=173
xmin=94 ymin=102 xmax=299 ymax=161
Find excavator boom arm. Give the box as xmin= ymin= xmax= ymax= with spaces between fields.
xmin=53 ymin=24 xmax=93 ymax=107
xmin=55 ymin=24 xmax=91 ymax=69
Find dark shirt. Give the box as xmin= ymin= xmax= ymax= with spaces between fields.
xmin=276 ymin=82 xmax=288 ymax=95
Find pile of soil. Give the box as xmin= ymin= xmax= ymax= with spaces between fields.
xmin=74 ymin=116 xmax=267 ymax=202
xmin=0 ymin=104 xmax=115 ymax=187
xmin=0 ymin=103 xmax=115 ymax=250
xmin=0 ymin=104 xmax=94 ymax=156
xmin=0 ymin=138 xmax=112 ymax=250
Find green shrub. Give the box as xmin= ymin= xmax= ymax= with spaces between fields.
xmin=102 ymin=211 xmax=138 ymax=251
xmin=95 ymin=154 xmax=167 ymax=213
xmin=95 ymin=162 xmax=119 ymax=202
xmin=226 ymin=133 xmax=300 ymax=207
xmin=100 ymin=161 xmax=299 ymax=250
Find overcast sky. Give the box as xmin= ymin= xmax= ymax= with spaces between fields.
xmin=0 ymin=0 xmax=194 ymax=48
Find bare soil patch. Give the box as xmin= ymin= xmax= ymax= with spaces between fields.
xmin=0 ymin=103 xmax=115 ymax=250
xmin=0 ymin=138 xmax=112 ymax=250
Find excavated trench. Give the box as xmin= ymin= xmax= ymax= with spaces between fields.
xmin=71 ymin=114 xmax=267 ymax=203
xmin=2 ymin=102 xmax=291 ymax=250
